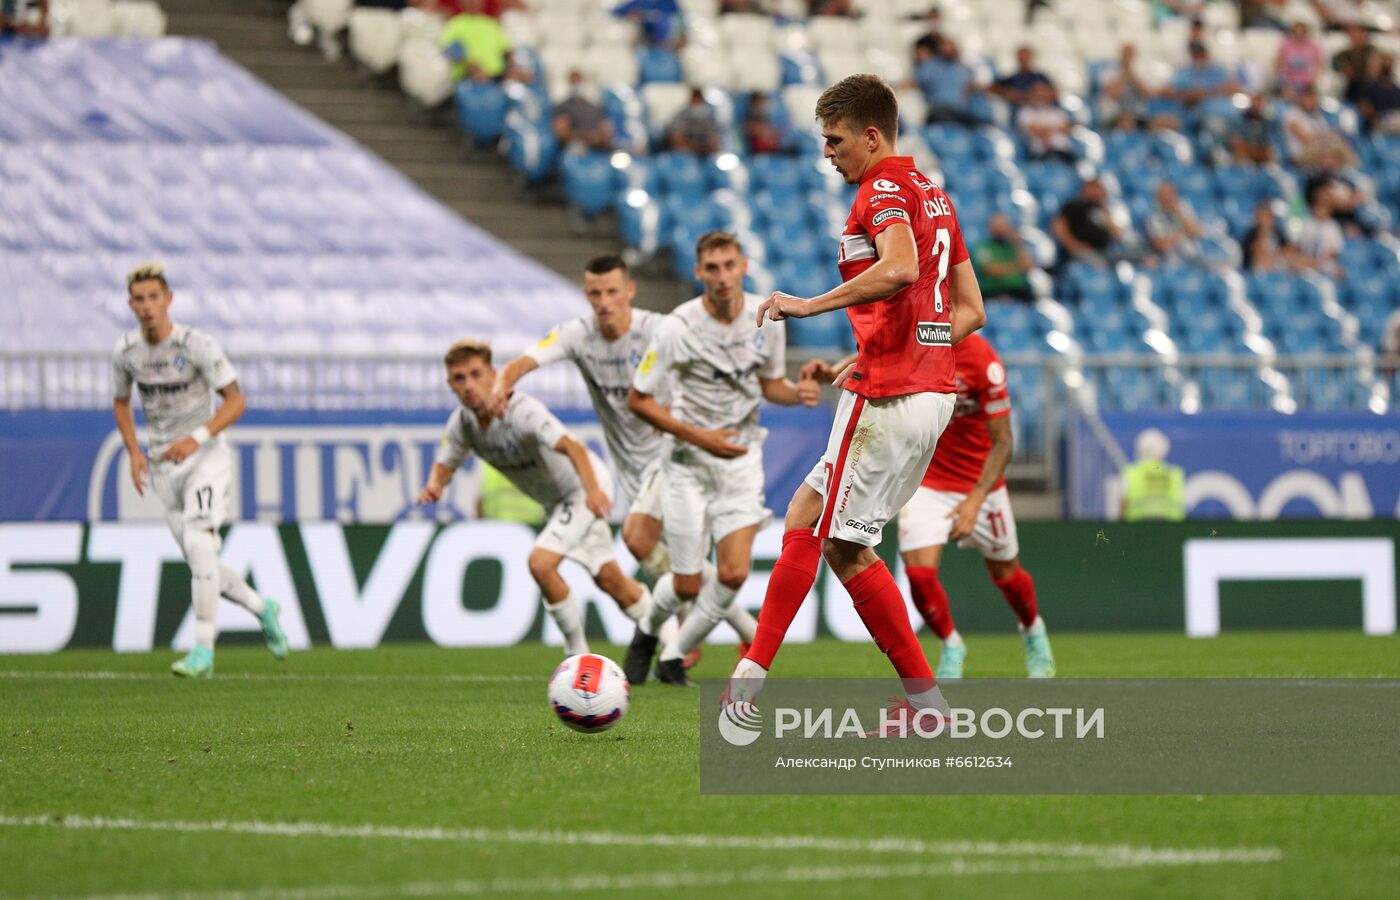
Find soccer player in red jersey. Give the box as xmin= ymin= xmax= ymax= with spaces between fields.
xmin=896 ymin=332 xmax=1055 ymax=679
xmin=733 ymin=74 xmax=987 ymax=732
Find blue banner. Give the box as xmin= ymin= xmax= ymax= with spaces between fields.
xmin=0 ymin=406 xmax=832 ymax=523
xmin=1068 ymin=410 xmax=1400 ymax=520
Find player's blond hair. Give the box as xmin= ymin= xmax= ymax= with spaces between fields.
xmin=814 ymin=74 xmax=899 ymax=144
xmin=695 ymin=230 xmax=744 ymax=260
xmin=126 ymin=261 xmax=169 ymax=292
xmin=444 ymin=338 xmax=493 ymax=369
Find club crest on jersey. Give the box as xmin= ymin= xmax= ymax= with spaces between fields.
xmin=629 ymin=348 xmax=643 ymax=367
xmin=753 ymin=331 xmax=766 ymax=351
xmin=916 ymin=321 xmax=952 ymax=346
xmin=172 ymin=355 xmax=187 ymax=372
xmin=872 ymin=178 xmax=901 ymax=192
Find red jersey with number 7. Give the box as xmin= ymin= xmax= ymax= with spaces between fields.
xmin=922 ymin=333 xmax=1012 ymax=493
xmin=836 ymin=154 xmax=968 ymax=398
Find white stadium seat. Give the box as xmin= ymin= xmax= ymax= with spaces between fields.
xmin=585 ymin=14 xmax=640 ymax=50
xmin=816 ymin=47 xmax=870 ymax=85
xmin=584 ymin=43 xmax=639 ymax=88
xmin=727 ymin=48 xmax=782 ymax=95
xmin=398 ymin=37 xmax=454 ymax=107
xmin=640 ymin=82 xmax=694 ymax=135
xmin=679 ymin=43 xmax=729 ymax=88
xmin=303 ymin=0 xmax=352 ymax=34
xmin=52 ymin=0 xmax=118 ymax=37
xmin=717 ymin=13 xmax=774 ymax=50
xmin=348 ymin=8 xmax=403 ymax=75
xmin=807 ymin=17 xmax=865 ymax=53
xmin=112 ymin=1 xmax=166 ymax=38
xmin=780 ymin=84 xmax=825 ymax=131
xmin=539 ymin=44 xmax=586 ymax=93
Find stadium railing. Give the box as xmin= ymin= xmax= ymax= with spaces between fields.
xmin=6 ymin=351 xmax=1385 ymax=489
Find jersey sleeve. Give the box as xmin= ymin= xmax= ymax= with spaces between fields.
xmin=632 ymin=316 xmax=682 ymax=396
xmin=190 ymin=330 xmax=238 ymax=391
xmin=523 ymin=317 xmax=586 ymax=368
xmin=759 ymin=319 xmax=786 ymax=380
xmin=111 ymin=340 xmax=132 ymax=400
xmin=510 ymin=395 xmax=569 ymax=451
xmin=859 ymin=179 xmax=917 ymax=240
xmin=978 ymin=344 xmax=1012 ymax=418
xmin=434 ymin=410 xmax=472 ymax=470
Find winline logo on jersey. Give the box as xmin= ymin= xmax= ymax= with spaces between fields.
xmin=698 ymin=678 xmax=1400 ymax=796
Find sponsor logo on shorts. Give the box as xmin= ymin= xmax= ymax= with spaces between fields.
xmin=872 ymin=178 xmax=901 ymax=192
xmin=916 ymin=321 xmax=953 ymax=346
xmin=871 ymin=208 xmax=909 ymax=227
xmin=844 ymin=519 xmax=879 ymax=535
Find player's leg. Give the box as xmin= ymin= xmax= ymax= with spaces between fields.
xmin=531 ymin=498 xmax=592 ymax=656
xmin=977 ymin=488 xmax=1054 ymax=677
xmin=657 ymin=521 xmax=761 ymax=685
xmin=157 ymin=457 xmax=218 ymax=678
xmin=624 ymin=463 xmax=704 ymax=682
xmin=623 ymin=463 xmax=669 ymax=581
xmin=899 ymin=487 xmax=964 ymax=678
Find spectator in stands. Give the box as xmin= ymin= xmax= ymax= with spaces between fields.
xmin=0 ymin=0 xmax=47 ymax=36
xmin=553 ymin=71 xmax=614 ymax=152
xmin=917 ymin=38 xmax=982 ymax=126
xmin=973 ymin=213 xmax=1035 ymax=302
xmin=1099 ymin=44 xmax=1155 ymax=130
xmin=1053 ymin=177 xmax=1143 ymax=268
xmin=744 ymin=92 xmax=787 ymax=154
xmin=1231 ymin=93 xmax=1277 ymax=164
xmin=668 ymin=89 xmax=721 ymax=155
xmin=1356 ymin=53 xmax=1400 ymax=134
xmin=1296 ymin=191 xmax=1346 ymax=277
xmin=1283 ymin=85 xmax=1359 ymax=169
xmin=1275 ymin=21 xmax=1324 ymax=100
xmin=913 ymin=6 xmax=944 ymax=57
xmin=440 ymin=0 xmax=511 ymax=81
xmin=1313 ymin=0 xmax=1384 ymax=31
xmin=992 ymin=46 xmax=1053 ymax=109
xmin=1305 ymin=152 xmax=1372 ymax=235
xmin=1333 ymin=24 xmax=1378 ymax=102
xmin=720 ymin=0 xmax=763 ymax=12
xmin=1017 ymin=82 xmax=1077 ymax=162
xmin=1381 ymin=307 xmax=1400 ymax=375
xmin=1146 ymin=181 xmax=1207 ymax=265
xmin=1242 ymin=202 xmax=1297 ymax=271
xmin=1166 ymin=41 xmax=1241 ymax=138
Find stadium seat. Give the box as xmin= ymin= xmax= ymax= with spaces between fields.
xmin=454 ymin=80 xmax=510 ymax=144
xmin=561 ymin=151 xmax=617 ymax=218
xmin=112 ymin=0 xmax=167 ymax=37
xmin=637 ymin=46 xmax=682 ymax=84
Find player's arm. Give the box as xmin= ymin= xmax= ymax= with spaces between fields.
xmin=948 ymin=414 xmax=1013 ymax=541
xmin=417 ymin=462 xmax=457 ymax=505
xmin=760 ymin=375 xmax=820 ymax=407
xmin=946 ymin=258 xmax=987 ymax=345
xmin=758 ymin=223 xmax=919 ymax=323
xmin=160 ymin=380 xmax=246 ymax=465
xmin=112 ymin=394 xmax=148 ymax=497
xmin=628 ymin=388 xmax=747 ymax=458
xmin=554 ymin=434 xmax=611 ymax=519
xmin=488 ymin=355 xmax=539 ymax=416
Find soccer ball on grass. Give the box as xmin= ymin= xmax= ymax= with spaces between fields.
xmin=548 ymin=653 xmax=630 ymax=733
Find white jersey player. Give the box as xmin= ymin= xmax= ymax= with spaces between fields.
xmin=111 ymin=262 xmax=287 ymax=678
xmin=624 ymin=232 xmax=819 ymax=687
xmin=416 ymin=338 xmax=655 ymax=657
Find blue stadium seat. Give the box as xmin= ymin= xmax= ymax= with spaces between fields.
xmin=747 ymin=154 xmax=805 ymax=196
xmin=648 ymin=152 xmax=708 ymax=197
xmin=637 ymin=46 xmax=682 ymax=84
xmin=560 ymin=151 xmax=618 ymax=218
xmin=454 ymin=80 xmax=510 ymax=144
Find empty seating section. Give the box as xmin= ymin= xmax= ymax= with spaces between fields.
xmin=0 ymin=39 xmax=587 ymax=371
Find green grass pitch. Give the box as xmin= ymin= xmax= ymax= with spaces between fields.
xmin=3 ymin=632 xmax=1399 ymax=899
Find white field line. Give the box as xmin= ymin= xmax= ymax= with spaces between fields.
xmin=0 ymin=670 xmax=535 ymax=684
xmin=0 ymin=814 xmax=1284 ymax=867
xmin=50 ymin=855 xmax=1256 ymax=900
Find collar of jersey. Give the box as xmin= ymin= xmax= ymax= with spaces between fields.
xmin=860 ymin=155 xmax=914 ymax=185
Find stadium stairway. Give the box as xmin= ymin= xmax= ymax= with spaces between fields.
xmin=157 ymin=0 xmax=691 ymax=313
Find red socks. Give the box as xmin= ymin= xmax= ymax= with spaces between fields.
xmin=746 ymin=529 xmax=823 ymax=669
xmin=994 ymin=565 xmax=1039 ymax=628
xmin=844 ymin=561 xmax=934 ymax=687
xmin=905 ymin=566 xmax=955 ymax=639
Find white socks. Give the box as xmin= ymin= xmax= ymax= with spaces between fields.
xmin=642 ymin=573 xmax=683 ymax=637
xmin=183 ymin=528 xmax=222 ymax=651
xmin=944 ymin=629 xmax=964 ymax=648
xmin=545 ymin=593 xmax=589 ymax=656
xmin=725 ymin=605 xmax=758 ymax=643
xmin=660 ymin=579 xmax=738 ymax=662
xmin=219 ymin=564 xmax=265 ymax=616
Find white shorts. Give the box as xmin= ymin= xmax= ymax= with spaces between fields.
xmin=628 ymin=460 xmax=666 ymax=521
xmin=534 ymin=481 xmax=617 ymax=577
xmin=662 ymin=447 xmax=770 ymax=575
xmin=805 ymin=390 xmax=955 ymax=547
xmin=153 ymin=440 xmax=233 ymax=536
xmin=898 ymin=484 xmax=1020 ymax=561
